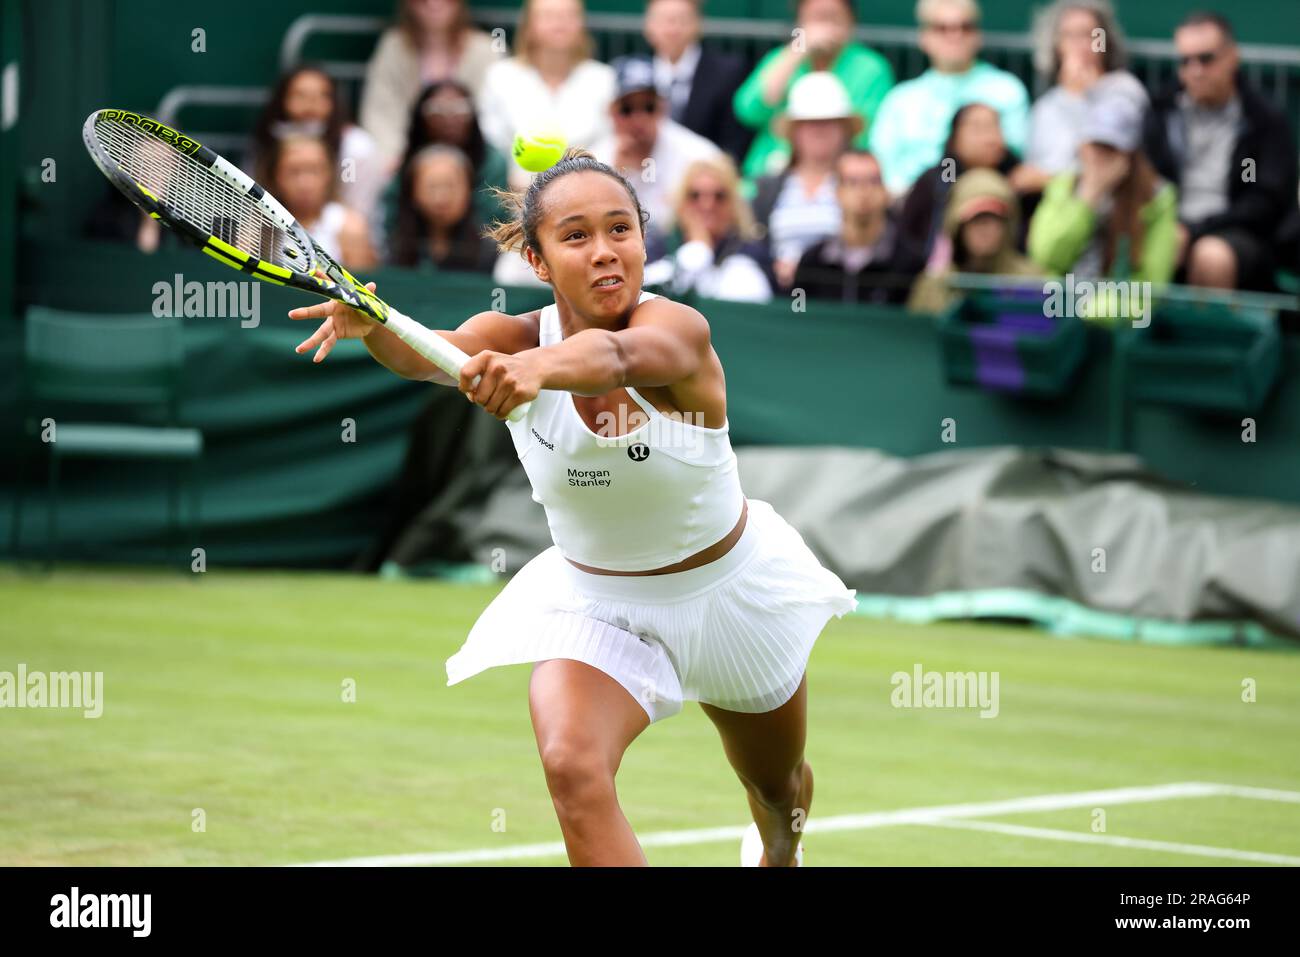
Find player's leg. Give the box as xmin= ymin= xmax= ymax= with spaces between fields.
xmin=699 ymin=674 xmax=812 ymax=867
xmin=529 ymin=658 xmax=651 ymax=866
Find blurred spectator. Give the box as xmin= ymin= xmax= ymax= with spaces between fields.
xmin=796 ymin=150 xmax=914 ymax=305
xmin=360 ymin=0 xmax=503 ymax=170
xmin=645 ymin=0 xmax=754 ymax=167
xmin=1143 ymin=12 xmax=1300 ymax=291
xmin=898 ymin=103 xmax=1019 ymax=271
xmin=751 ymin=73 xmax=858 ymax=291
xmin=380 ymin=79 xmax=510 ymax=256
xmin=591 ymin=55 xmax=722 ymax=261
xmin=83 ymin=186 xmax=171 ymax=253
xmin=908 ymin=169 xmax=1042 ymax=313
xmin=477 ymin=0 xmax=615 ymax=191
xmin=868 ymin=0 xmax=1029 ymax=196
xmin=1029 ymin=72 xmax=1178 ymax=285
xmin=390 ymin=144 xmax=498 ymax=273
xmin=643 ymin=154 xmax=774 ymax=303
xmin=250 ymin=66 xmax=385 ymax=223
xmin=1013 ymin=0 xmax=1126 ymax=195
xmin=265 ymin=136 xmax=377 ymax=271
xmin=733 ymin=0 xmax=894 ymax=182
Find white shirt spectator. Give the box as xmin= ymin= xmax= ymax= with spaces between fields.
xmin=1026 ymin=86 xmax=1089 ymax=175
xmin=338 ymin=126 xmax=386 ymax=231
xmin=644 ymin=239 xmax=772 ymax=303
xmin=302 ymin=201 xmax=350 ymax=264
xmin=590 ymin=119 xmax=721 ymax=241
xmin=477 ymin=58 xmax=616 ymax=184
xmin=767 ymin=174 xmax=841 ymax=265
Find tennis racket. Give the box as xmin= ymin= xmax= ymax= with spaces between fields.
xmin=81 ymin=107 xmax=530 ymax=422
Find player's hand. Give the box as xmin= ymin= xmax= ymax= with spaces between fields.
xmin=289 ymin=281 xmax=380 ymax=363
xmin=459 ymin=350 xmax=542 ymax=421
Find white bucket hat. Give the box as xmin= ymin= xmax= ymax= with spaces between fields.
xmin=775 ymin=72 xmax=865 ymax=139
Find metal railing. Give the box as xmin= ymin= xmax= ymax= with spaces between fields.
xmin=154 ymin=86 xmax=270 ymax=161
xmin=278 ymin=13 xmax=389 ymax=88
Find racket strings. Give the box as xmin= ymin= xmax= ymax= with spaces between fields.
xmin=97 ymin=117 xmax=298 ymax=269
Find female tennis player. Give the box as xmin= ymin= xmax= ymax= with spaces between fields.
xmin=289 ymin=148 xmax=857 ymax=867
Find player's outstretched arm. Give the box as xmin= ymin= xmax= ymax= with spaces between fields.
xmin=289 ymin=283 xmax=535 ymax=385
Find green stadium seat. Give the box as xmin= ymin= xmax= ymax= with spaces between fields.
xmin=11 ymin=308 xmax=203 ymax=567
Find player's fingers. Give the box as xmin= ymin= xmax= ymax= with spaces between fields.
xmin=459 ymin=355 xmax=487 ymax=399
xmin=313 ymin=332 xmax=337 ymax=363
xmin=288 ymin=299 xmax=338 ymax=321
xmin=295 ymin=318 xmax=334 ymax=354
xmin=480 ymin=380 xmax=506 ymax=418
xmin=464 ymin=373 xmax=486 ymax=406
xmin=481 ymin=373 xmax=517 ymax=420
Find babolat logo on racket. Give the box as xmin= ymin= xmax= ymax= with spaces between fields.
xmin=101 ymin=109 xmax=203 ymax=157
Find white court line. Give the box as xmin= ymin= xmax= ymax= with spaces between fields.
xmin=293 ymin=781 xmax=1297 ymax=867
xmin=927 ymin=819 xmax=1300 ymax=866
xmin=1209 ymin=784 xmax=1300 ymax=804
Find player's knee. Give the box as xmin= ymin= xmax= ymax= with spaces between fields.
xmin=539 ymin=742 xmax=615 ymax=810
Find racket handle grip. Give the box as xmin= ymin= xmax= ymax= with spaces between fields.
xmin=384 ymin=309 xmax=531 ymax=423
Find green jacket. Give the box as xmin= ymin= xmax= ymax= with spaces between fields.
xmin=733 ymin=42 xmax=894 ymax=183
xmin=1028 ymin=171 xmax=1179 ymax=286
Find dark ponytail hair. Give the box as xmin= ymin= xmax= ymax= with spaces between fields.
xmin=483 ymin=147 xmax=651 ymax=260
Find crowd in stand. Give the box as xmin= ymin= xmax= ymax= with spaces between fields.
xmin=89 ymin=0 xmax=1300 ymax=311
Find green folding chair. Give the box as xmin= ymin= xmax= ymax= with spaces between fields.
xmin=10 ymin=307 xmax=203 ymax=566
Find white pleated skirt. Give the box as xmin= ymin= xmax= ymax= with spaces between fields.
xmin=445 ymin=498 xmax=858 ymax=723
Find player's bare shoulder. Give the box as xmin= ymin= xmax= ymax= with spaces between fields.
xmin=627 ymin=294 xmax=712 ymax=348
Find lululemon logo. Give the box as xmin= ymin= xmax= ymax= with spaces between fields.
xmin=628 ymin=442 xmax=650 ymax=462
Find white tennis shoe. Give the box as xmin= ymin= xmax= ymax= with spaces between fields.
xmin=740 ymin=822 xmax=804 ymax=867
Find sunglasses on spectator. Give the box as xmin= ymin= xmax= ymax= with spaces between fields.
xmin=926 ymin=20 xmax=977 ymax=35
xmin=617 ymin=99 xmax=658 ymax=116
xmin=423 ymin=100 xmax=473 ymax=117
xmin=1178 ymin=49 xmax=1221 ymax=68
xmin=838 ymin=175 xmax=883 ymax=187
xmin=687 ymin=189 xmax=728 ymax=202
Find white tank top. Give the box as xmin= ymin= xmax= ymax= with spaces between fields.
xmin=505 ymin=290 xmax=745 ymax=572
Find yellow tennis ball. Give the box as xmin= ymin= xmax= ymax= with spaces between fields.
xmin=512 ymin=129 xmax=567 ymax=172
